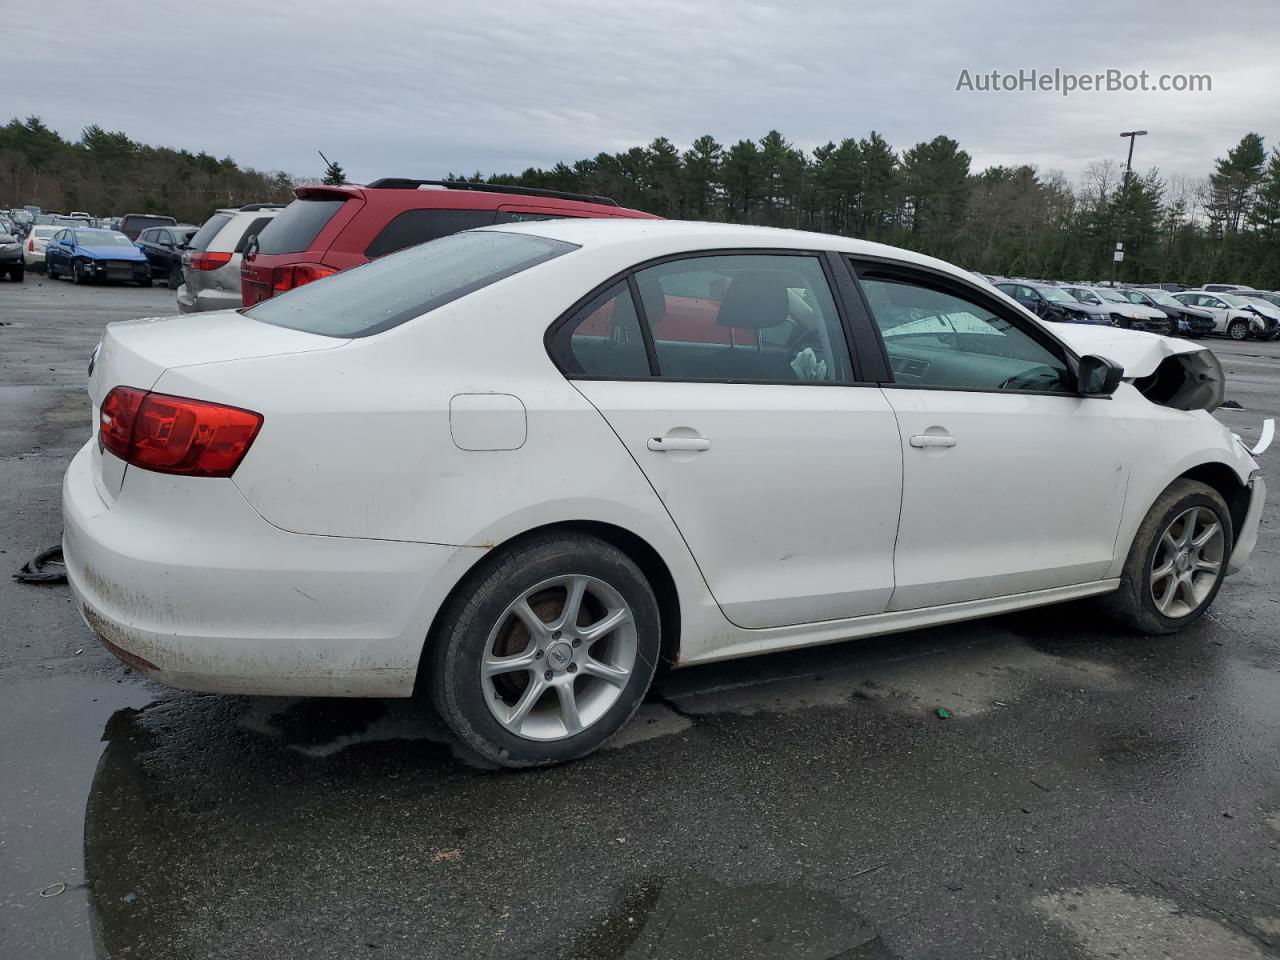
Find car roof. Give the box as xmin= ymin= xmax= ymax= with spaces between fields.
xmin=480 ymin=218 xmax=977 ymax=281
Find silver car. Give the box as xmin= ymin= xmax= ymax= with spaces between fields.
xmin=177 ymin=204 xmax=283 ymax=312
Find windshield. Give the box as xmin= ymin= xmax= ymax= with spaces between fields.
xmin=247 ymin=230 xmax=577 ymax=338
xmin=1092 ymin=288 xmax=1128 ymax=303
xmin=1220 ymin=294 xmax=1252 ymax=307
xmin=75 ymin=229 xmax=134 ymax=247
xmin=1038 ymin=286 xmax=1074 ymax=303
xmin=1142 ymin=290 xmax=1181 ymax=307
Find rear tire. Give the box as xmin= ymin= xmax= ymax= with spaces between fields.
xmin=167 ymin=264 xmax=181 ymax=289
xmin=11 ymin=267 xmax=22 ymax=283
xmin=1104 ymin=479 xmax=1233 ymax=634
xmin=1228 ymin=318 xmax=1248 ymax=340
xmin=428 ymin=532 xmax=661 ymax=768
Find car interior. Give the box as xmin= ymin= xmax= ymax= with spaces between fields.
xmin=859 ymin=276 xmax=1074 ymax=393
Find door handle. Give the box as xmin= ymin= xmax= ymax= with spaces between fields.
xmin=647 ymin=437 xmax=711 ymax=453
xmin=909 ymin=435 xmax=957 ymax=449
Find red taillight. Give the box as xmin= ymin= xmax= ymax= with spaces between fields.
xmin=99 ymin=386 xmax=263 ymax=478
xmin=189 ymin=251 xmax=232 ymax=271
xmin=272 ymin=262 xmax=338 ymax=293
xmin=28 ymin=238 xmax=35 ymax=252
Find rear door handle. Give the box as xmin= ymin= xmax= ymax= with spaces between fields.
xmin=909 ymin=435 xmax=957 ymax=449
xmin=647 ymin=437 xmax=711 ymax=453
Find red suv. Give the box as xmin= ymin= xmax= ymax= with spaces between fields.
xmin=241 ymin=179 xmax=657 ymax=306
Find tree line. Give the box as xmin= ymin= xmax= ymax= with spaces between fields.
xmin=0 ymin=117 xmax=295 ymax=224
xmin=3 ymin=115 xmax=1277 ymax=287
xmin=460 ymin=129 xmax=1280 ymax=288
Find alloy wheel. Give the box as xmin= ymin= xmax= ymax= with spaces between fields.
xmin=1149 ymin=506 xmax=1225 ymax=619
xmin=481 ymin=575 xmax=638 ymax=741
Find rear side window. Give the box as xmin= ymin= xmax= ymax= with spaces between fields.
xmin=636 ymin=254 xmax=852 ymax=383
xmin=247 ymin=230 xmax=577 ymax=338
xmin=188 ymin=213 xmax=232 ymax=252
xmin=554 ymin=283 xmax=651 ymax=378
xmin=364 ymin=209 xmax=497 ymax=258
xmin=255 ymin=199 xmax=345 ymax=255
xmin=233 ymin=216 xmax=275 ymax=253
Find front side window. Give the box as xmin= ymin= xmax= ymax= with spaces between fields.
xmin=859 ymin=275 xmax=1073 ymax=394
xmin=634 ymin=254 xmax=853 ymax=383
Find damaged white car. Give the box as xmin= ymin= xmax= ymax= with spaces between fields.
xmin=63 ymin=220 xmax=1266 ymax=767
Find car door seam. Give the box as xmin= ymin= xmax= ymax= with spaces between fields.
xmin=879 ymin=386 xmax=908 ymax=612
xmin=563 ymin=379 xmax=725 ymax=616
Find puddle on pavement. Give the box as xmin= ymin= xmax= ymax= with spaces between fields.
xmin=536 ymin=873 xmax=894 ymax=960
xmin=0 ymin=674 xmax=156 ymax=960
xmin=1035 ymin=885 xmax=1271 ymax=960
xmin=662 ymin=631 xmax=1123 ymax=721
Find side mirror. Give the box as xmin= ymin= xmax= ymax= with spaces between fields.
xmin=1078 ymin=354 xmax=1124 ymax=396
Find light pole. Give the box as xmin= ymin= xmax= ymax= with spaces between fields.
xmin=1111 ymin=130 xmax=1147 ymax=284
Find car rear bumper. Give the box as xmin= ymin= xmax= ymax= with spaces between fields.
xmin=22 ymin=248 xmax=44 ymax=265
xmin=176 ymin=284 xmax=241 ymax=313
xmin=1227 ymin=475 xmax=1265 ymax=576
xmin=62 ymin=440 xmax=475 ymax=697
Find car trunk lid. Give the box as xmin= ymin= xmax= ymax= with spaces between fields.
xmin=89 ymin=311 xmax=348 ymax=500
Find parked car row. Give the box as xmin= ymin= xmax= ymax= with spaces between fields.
xmin=982 ymin=274 xmax=1280 ymax=340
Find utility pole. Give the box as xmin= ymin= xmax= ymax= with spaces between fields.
xmin=1111 ymin=130 xmax=1147 ymax=284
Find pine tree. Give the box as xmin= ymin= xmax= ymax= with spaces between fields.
xmin=322 ymin=158 xmax=346 ymax=185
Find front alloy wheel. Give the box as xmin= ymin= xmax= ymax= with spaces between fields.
xmin=428 ymin=532 xmax=661 ymax=767
xmin=1148 ymin=507 xmax=1225 ymax=618
xmin=1105 ymin=479 xmax=1233 ymax=634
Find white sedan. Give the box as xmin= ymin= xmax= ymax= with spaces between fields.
xmin=23 ymin=225 xmax=58 ymax=268
xmin=63 ymin=220 xmax=1266 ymax=766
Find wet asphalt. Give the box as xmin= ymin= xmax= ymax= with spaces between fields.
xmin=1 ymin=277 xmax=1278 ymax=960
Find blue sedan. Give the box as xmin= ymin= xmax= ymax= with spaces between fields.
xmin=46 ymin=227 xmax=151 ymax=286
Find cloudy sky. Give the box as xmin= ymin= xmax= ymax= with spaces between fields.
xmin=13 ymin=0 xmax=1278 ymax=185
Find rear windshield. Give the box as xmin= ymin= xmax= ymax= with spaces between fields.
xmin=234 ymin=215 xmax=275 ymax=253
xmin=247 ymin=230 xmax=576 ymax=338
xmin=123 ymin=216 xmax=176 ymax=230
xmin=188 ymin=213 xmax=232 ymax=252
xmin=255 ymin=199 xmax=345 ymax=255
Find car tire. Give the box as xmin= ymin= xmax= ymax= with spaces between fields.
xmin=167 ymin=264 xmax=181 ymax=289
xmin=427 ymin=532 xmax=661 ymax=768
xmin=138 ymin=276 xmax=153 ymax=288
xmin=46 ymin=261 xmax=58 ymax=280
xmin=12 ymin=267 xmax=22 ymax=283
xmin=1227 ymin=318 xmax=1248 ymax=340
xmin=72 ymin=261 xmax=86 ymax=285
xmin=1104 ymin=479 xmax=1233 ymax=635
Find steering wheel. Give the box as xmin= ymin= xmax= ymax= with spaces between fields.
xmin=998 ymin=364 xmax=1065 ymax=392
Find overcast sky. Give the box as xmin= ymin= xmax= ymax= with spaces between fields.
xmin=12 ymin=0 xmax=1279 ymax=186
